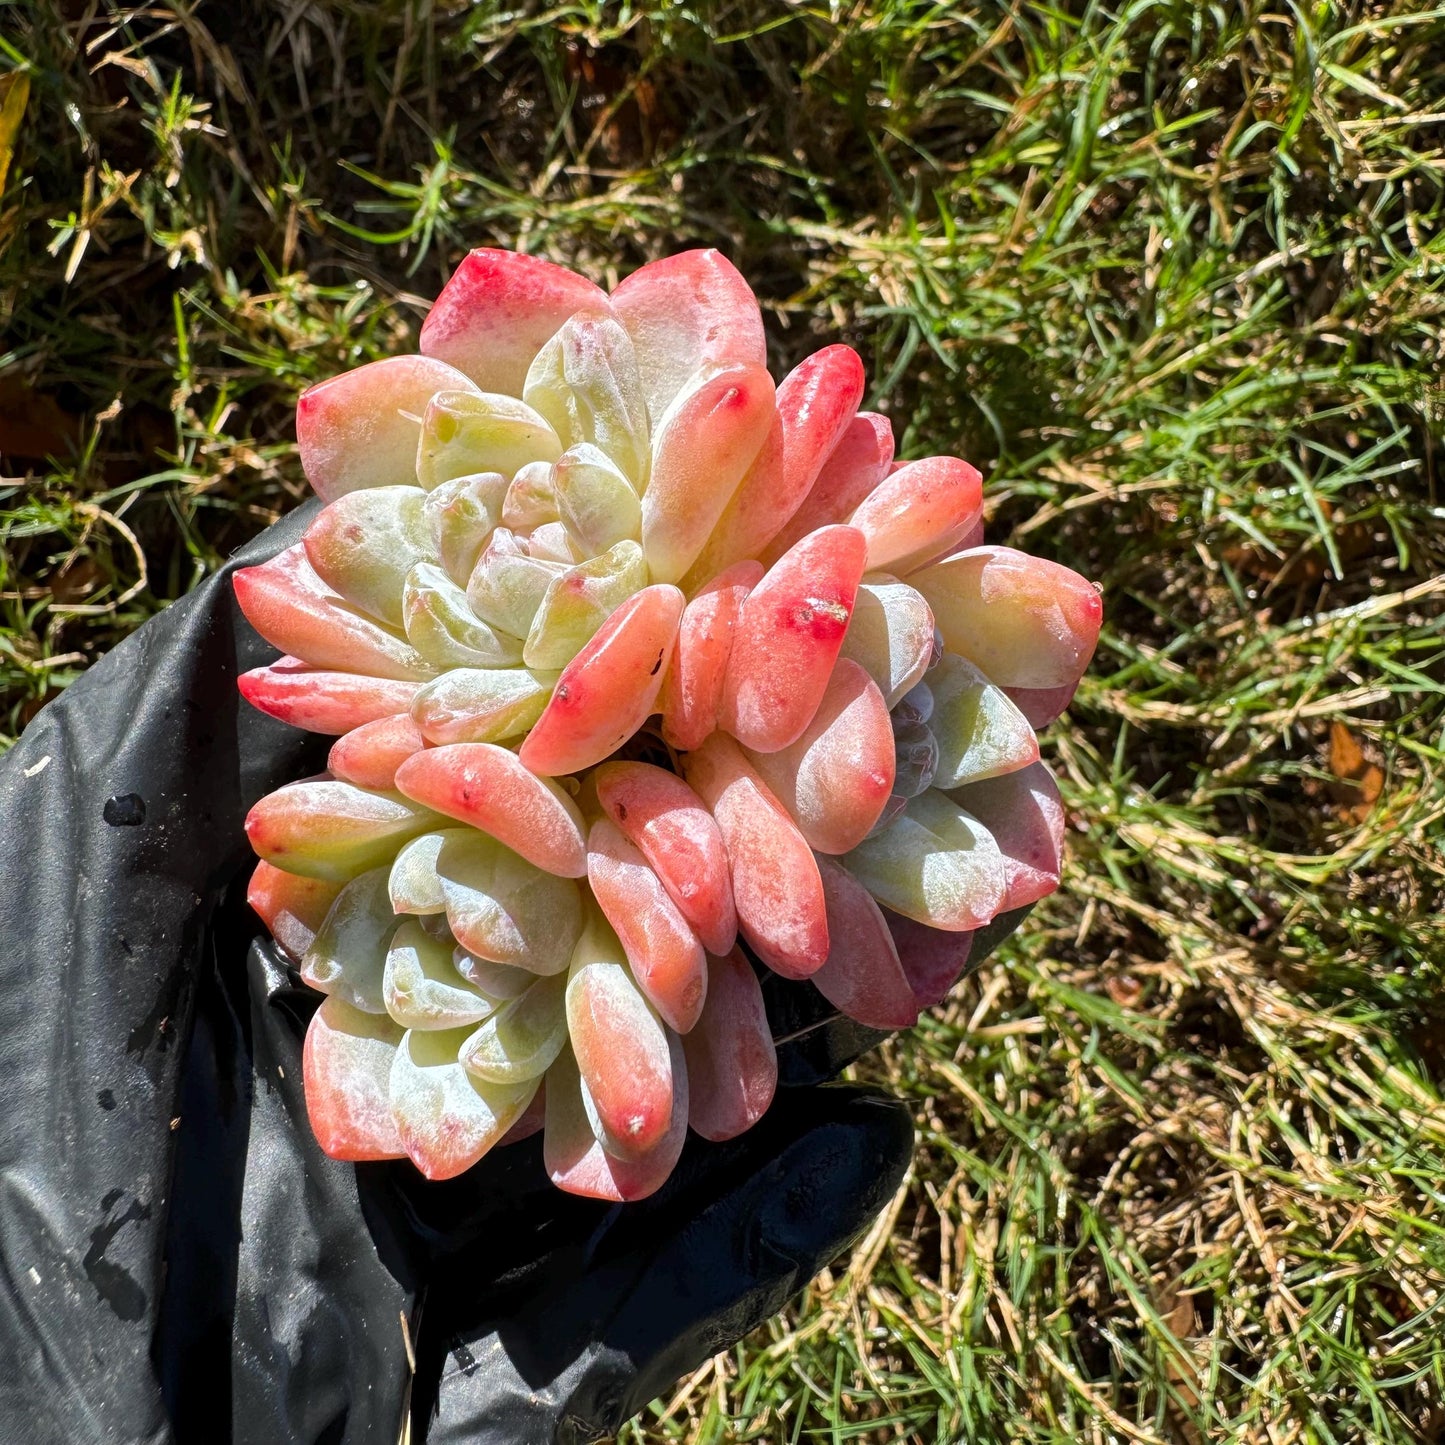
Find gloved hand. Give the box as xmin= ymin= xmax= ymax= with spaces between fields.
xmin=0 ymin=504 xmax=1020 ymax=1445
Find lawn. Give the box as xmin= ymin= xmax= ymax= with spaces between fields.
xmin=3 ymin=1 xmax=1444 ymax=1440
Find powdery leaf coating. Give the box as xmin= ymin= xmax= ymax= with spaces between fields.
xmin=837 ymin=576 xmax=935 ymax=709
xmin=234 ymin=546 xmax=435 ymax=682
xmin=419 ymin=248 xmax=611 ymax=397
xmin=641 ymin=363 xmax=777 ymax=585
xmin=882 ymin=908 xmax=975 ymax=1009
xmin=519 ymin=584 xmax=684 ymax=777
xmin=432 ymin=831 xmax=583 ymax=974
xmin=762 ymin=411 xmax=895 ymax=566
xmin=409 ymin=666 xmax=557 ymax=747
xmin=681 ymin=949 xmax=777 ymax=1142
xmin=680 ymin=732 xmax=829 ymax=979
xmin=303 ymin=998 xmax=406 ymax=1161
xmin=453 ymin=950 xmax=543 ymax=1000
xmin=1004 ymin=681 xmax=1080 ymax=729
xmin=247 ymin=862 xmax=344 ymax=961
xmin=297 ymin=354 xmax=479 ymax=503
xmin=304 ymin=486 xmax=435 ymax=627
xmin=586 ymin=817 xmax=707 ymax=1035
xmin=848 ymin=456 xmax=983 ymax=575
xmin=946 ymin=760 xmax=1065 ymax=910
xmin=460 ymin=974 xmax=568 ymax=1085
xmin=239 ymin=659 xmax=421 ymax=736
xmin=611 ymin=249 xmax=768 ymax=423
xmin=592 ymin=760 xmax=737 ymax=956
xmin=382 ymin=918 xmax=495 ymax=1030
xmin=466 ymin=527 xmax=566 ymax=639
xmin=403 ymin=562 xmax=525 ymax=670
xmin=423 ymin=472 xmax=508 ymax=586
xmin=658 ymin=559 xmax=762 ymax=754
xmin=416 ymin=390 xmax=563 ymax=490
xmin=565 ymin=906 xmax=674 ymax=1159
xmin=300 ymin=867 xmax=397 ymax=1012
xmin=810 ymin=857 xmax=919 ymax=1029
xmin=927 ymin=653 xmax=1041 ymax=788
xmin=327 ymin=715 xmax=426 ymax=792
xmin=524 ymin=315 xmax=651 ymax=488
xmin=721 ymin=525 xmax=868 ymax=752
xmin=525 ymin=522 xmax=584 ymax=564
xmin=502 ymin=460 xmax=559 ymax=532
xmin=741 ymin=658 xmax=895 ymax=855
xmin=842 ymin=792 xmax=1006 ymax=932
xmin=388 ymin=829 xmax=461 ymax=915
xmin=687 ymin=345 xmax=865 ymax=584
xmin=542 ymin=1037 xmax=689 ymax=1202
xmin=523 ymin=538 xmax=647 ymax=670
xmin=910 ymin=545 xmax=1102 ymax=689
xmin=245 ymin=781 xmax=442 ymax=882
xmin=394 ymin=742 xmax=588 ymax=878
xmin=389 ymin=1026 xmax=540 ymax=1180
xmin=551 ymin=444 xmax=642 ymax=556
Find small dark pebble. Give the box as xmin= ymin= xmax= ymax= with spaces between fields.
xmin=103 ymin=793 xmax=146 ymax=827
xmin=97 ymin=1090 xmax=116 ymax=1111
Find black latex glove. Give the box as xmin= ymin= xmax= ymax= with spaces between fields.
xmin=0 ymin=505 xmax=1016 ymax=1444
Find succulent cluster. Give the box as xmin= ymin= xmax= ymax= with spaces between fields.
xmin=237 ymin=248 xmax=1101 ymax=1200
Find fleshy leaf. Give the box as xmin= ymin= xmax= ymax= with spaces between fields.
xmin=501 ymin=460 xmax=559 ymax=531
xmin=838 ymin=576 xmax=935 ymax=708
xmin=434 ymin=831 xmax=583 ymax=975
xmin=741 ymin=658 xmax=894 ymax=854
xmin=300 ymin=867 xmax=396 ymax=1012
xmin=1004 ymin=681 xmax=1080 ymax=730
xmin=519 ymin=584 xmax=684 ymax=777
xmin=466 ymin=527 xmax=566 ymax=639
xmin=927 ymin=653 xmax=1040 ymax=788
xmin=389 ymin=829 xmax=463 ymax=915
xmin=688 ymin=344 xmax=865 ymax=583
xmin=234 ymin=545 xmax=435 ymax=682
xmin=409 ymin=665 xmax=556 ymax=747
xmin=297 ymin=355 xmax=479 ymax=502
xmin=460 ymin=974 xmax=568 ymax=1085
xmin=416 ymin=389 xmax=563 ymax=490
xmin=586 ymin=817 xmax=707 ymax=1035
xmin=245 ymin=781 xmax=442 ymax=881
xmin=681 ymin=949 xmax=777 ymax=1142
xmin=303 ymin=998 xmax=405 ymax=1161
xmin=910 ymin=545 xmax=1102 ymax=689
xmin=848 ymin=456 xmax=983 ymax=574
xmin=542 ymin=1038 xmax=688 ymax=1202
xmin=946 ymin=761 xmax=1065 ymax=909
xmin=327 ymin=714 xmax=426 ymax=791
xmin=389 ymin=1027 xmax=539 ymax=1180
xmin=403 ymin=562 xmax=525 ymax=670
xmin=551 ymin=444 xmax=642 ymax=556
xmin=843 ymin=791 xmax=1006 ymax=931
xmin=383 ymin=918 xmax=495 ymax=1029
xmin=658 ymin=559 xmax=761 ymax=754
xmin=304 ymin=486 xmax=435 ymax=627
xmin=247 ymin=862 xmax=344 ymax=960
xmin=419 ymin=247 xmax=610 ymax=396
xmin=720 ymin=524 xmax=867 ymax=752
xmin=239 ymin=660 xmax=420 ymax=736
xmin=611 ymin=249 xmax=767 ymax=422
xmin=523 ymin=538 xmax=648 ymax=671
xmin=394 ymin=742 xmax=588 ymax=878
xmin=423 ymin=473 xmax=508 ymax=586
xmin=523 ymin=314 xmax=650 ymax=487
xmin=680 ymin=732 xmax=828 ymax=979
xmin=882 ymin=909 xmax=975 ymax=1009
xmin=763 ymin=412 xmax=895 ymax=565
xmin=641 ymin=363 xmax=776 ymax=585
xmin=593 ymin=760 xmax=737 ymax=956
xmin=810 ymin=857 xmax=919 ymax=1029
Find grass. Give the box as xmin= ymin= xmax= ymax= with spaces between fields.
xmin=3 ymin=0 xmax=1444 ymax=1440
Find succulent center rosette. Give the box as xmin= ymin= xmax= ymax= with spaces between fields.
xmin=236 ymin=248 xmax=1102 ymax=1199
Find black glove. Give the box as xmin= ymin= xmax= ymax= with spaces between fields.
xmin=0 ymin=505 xmax=1017 ymax=1444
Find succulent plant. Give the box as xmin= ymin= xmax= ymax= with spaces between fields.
xmin=237 ymin=248 xmax=1101 ymax=1199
